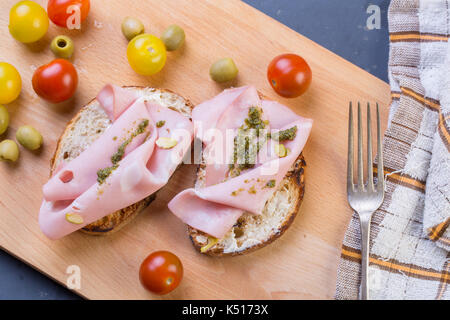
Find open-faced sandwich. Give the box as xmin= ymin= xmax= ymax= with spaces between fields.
xmin=168 ymin=86 xmax=312 ymax=256
xmin=39 ymin=84 xmax=194 ymax=238
xmin=38 ymin=84 xmax=312 ymax=255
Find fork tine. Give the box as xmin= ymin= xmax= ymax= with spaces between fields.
xmin=347 ymin=102 xmax=354 ymax=194
xmin=367 ymin=103 xmax=374 ymax=191
xmin=376 ymin=103 xmax=384 ymax=191
xmin=357 ymin=102 xmax=364 ymax=190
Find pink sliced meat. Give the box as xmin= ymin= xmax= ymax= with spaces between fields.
xmin=43 ymin=99 xmax=151 ymax=201
xmin=202 ymin=86 xmax=263 ymax=186
xmin=96 ymin=84 xmax=141 ymax=121
xmin=39 ymin=85 xmax=193 ymax=239
xmin=168 ymin=86 xmax=312 ymax=238
xmin=192 ymin=86 xmax=249 ymax=139
xmin=167 ymin=189 xmax=243 ymax=239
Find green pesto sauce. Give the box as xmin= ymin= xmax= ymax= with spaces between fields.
xmin=156 ymin=120 xmax=166 ymax=128
xmin=229 ymin=107 xmax=268 ymax=178
xmin=266 ymin=179 xmax=276 ymax=188
xmin=244 ymin=107 xmax=266 ymax=130
xmin=271 ymin=126 xmax=298 ymax=141
xmin=97 ymin=164 xmax=118 ymax=183
xmin=97 ymin=119 xmax=149 ymax=184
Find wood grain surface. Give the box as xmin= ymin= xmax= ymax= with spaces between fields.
xmin=0 ymin=0 xmax=390 ymax=299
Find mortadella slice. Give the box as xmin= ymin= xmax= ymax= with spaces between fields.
xmin=202 ymin=85 xmax=264 ymax=186
xmin=96 ymin=84 xmax=141 ymax=121
xmin=168 ymin=86 xmax=312 ymax=238
xmin=192 ymin=86 xmax=249 ymax=139
xmin=43 ymin=99 xmax=151 ymax=201
xmin=39 ymin=84 xmax=194 ymax=239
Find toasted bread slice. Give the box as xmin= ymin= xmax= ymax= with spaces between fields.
xmin=51 ymin=86 xmax=194 ymax=235
xmin=188 ymin=154 xmax=306 ymax=256
xmin=188 ymin=92 xmax=306 ymax=256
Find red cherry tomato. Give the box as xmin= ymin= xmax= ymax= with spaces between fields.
xmin=32 ymin=59 xmax=78 ymax=103
xmin=139 ymin=251 xmax=183 ymax=295
xmin=47 ymin=0 xmax=90 ymax=28
xmin=267 ymin=53 xmax=312 ymax=98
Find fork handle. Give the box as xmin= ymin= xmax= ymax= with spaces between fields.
xmin=359 ymin=213 xmax=372 ymax=300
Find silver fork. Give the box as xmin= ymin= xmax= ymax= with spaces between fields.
xmin=347 ymin=102 xmax=385 ymax=300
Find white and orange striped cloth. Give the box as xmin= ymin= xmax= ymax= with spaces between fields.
xmin=335 ymin=0 xmax=449 ymax=300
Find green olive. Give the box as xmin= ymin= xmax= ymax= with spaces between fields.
xmin=0 ymin=105 xmax=9 ymax=135
xmin=16 ymin=125 xmax=43 ymax=151
xmin=210 ymin=58 xmax=239 ymax=82
xmin=161 ymin=24 xmax=185 ymax=51
xmin=0 ymin=139 xmax=19 ymax=162
xmin=121 ymin=17 xmax=145 ymax=41
xmin=50 ymin=35 xmax=75 ymax=59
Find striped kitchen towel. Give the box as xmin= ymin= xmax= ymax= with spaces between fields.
xmin=335 ymin=0 xmax=450 ymax=300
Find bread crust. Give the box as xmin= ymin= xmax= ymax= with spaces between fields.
xmin=188 ymin=91 xmax=307 ymax=256
xmin=50 ymin=86 xmax=194 ymax=235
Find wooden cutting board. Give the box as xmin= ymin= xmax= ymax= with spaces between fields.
xmin=0 ymin=0 xmax=390 ymax=299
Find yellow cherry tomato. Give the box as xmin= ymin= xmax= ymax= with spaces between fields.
xmin=9 ymin=1 xmax=49 ymax=43
xmin=0 ymin=62 xmax=22 ymax=104
xmin=127 ymin=34 xmax=167 ymax=76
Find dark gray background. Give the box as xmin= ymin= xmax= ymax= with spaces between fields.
xmin=0 ymin=0 xmax=389 ymax=299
